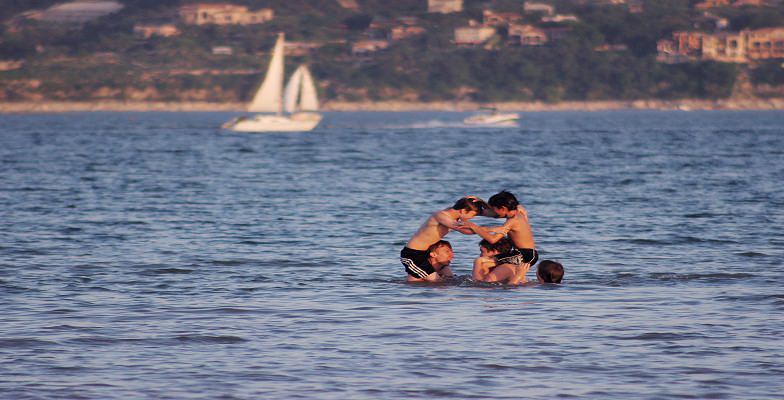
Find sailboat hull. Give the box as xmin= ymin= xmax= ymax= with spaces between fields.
xmin=224 ymin=112 xmax=322 ymax=132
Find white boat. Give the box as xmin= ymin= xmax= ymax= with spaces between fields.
xmin=463 ymin=108 xmax=520 ymax=127
xmin=223 ymin=33 xmax=322 ymax=132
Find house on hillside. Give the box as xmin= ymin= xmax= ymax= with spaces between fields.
xmin=212 ymin=46 xmax=233 ymax=55
xmin=656 ymin=31 xmax=704 ymax=62
xmin=745 ymin=27 xmax=784 ymax=59
xmin=657 ymin=27 xmax=784 ymax=63
xmin=428 ymin=0 xmax=463 ymax=14
xmin=0 ymin=60 xmax=24 ymax=71
xmin=731 ymin=0 xmax=765 ymax=6
xmin=336 ymin=0 xmax=359 ymax=10
xmin=594 ymin=43 xmax=628 ymax=52
xmin=179 ymin=4 xmax=273 ymax=25
xmin=133 ymin=24 xmax=180 ymax=39
xmin=695 ymin=0 xmax=731 ymax=10
xmin=508 ymin=24 xmax=547 ymax=46
xmin=693 ymin=0 xmax=765 ymax=10
xmin=352 ymin=40 xmax=390 ymax=55
xmin=25 ymin=1 xmax=123 ymax=24
xmin=482 ymin=10 xmax=523 ymax=27
xmin=454 ymin=25 xmax=496 ymax=45
xmin=701 ymin=32 xmax=748 ymax=62
xmin=523 ymin=2 xmax=554 ymax=16
xmin=390 ymin=25 xmax=426 ymax=40
xmin=542 ymin=14 xmax=579 ymax=23
xmin=285 ymin=41 xmax=322 ymax=56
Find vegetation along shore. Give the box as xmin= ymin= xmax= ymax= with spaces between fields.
xmin=1 ymin=1 xmax=783 ymax=106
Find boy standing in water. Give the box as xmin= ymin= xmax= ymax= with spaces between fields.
xmin=401 ymin=197 xmax=485 ymax=282
xmin=463 ymin=191 xmax=538 ymax=275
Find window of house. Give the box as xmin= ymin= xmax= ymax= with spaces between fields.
xmin=730 ymin=40 xmax=737 ymax=48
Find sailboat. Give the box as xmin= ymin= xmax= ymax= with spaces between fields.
xmin=223 ymin=33 xmax=322 ymax=132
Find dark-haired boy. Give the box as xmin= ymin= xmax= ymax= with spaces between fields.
xmin=400 ymin=197 xmax=485 ymax=282
xmin=463 ymin=191 xmax=538 ymax=274
xmin=536 ymin=260 xmax=564 ymax=284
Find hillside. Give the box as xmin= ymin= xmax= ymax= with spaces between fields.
xmin=1 ymin=0 xmax=783 ymax=104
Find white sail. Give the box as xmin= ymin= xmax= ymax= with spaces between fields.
xmin=248 ymin=33 xmax=285 ymax=113
xmin=299 ymin=66 xmax=319 ymax=111
xmin=283 ymin=66 xmax=304 ymax=114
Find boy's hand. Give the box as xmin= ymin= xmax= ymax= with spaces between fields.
xmin=459 ymin=220 xmax=479 ymax=232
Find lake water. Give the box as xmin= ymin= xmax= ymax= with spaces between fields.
xmin=1 ymin=111 xmax=782 ymax=399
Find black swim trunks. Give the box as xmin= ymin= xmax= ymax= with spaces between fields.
xmin=400 ymin=247 xmax=435 ymax=279
xmin=495 ymin=247 xmax=538 ymax=266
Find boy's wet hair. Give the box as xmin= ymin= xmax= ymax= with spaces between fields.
xmin=479 ymin=237 xmax=513 ymax=255
xmin=452 ymin=197 xmax=486 ymax=214
xmin=428 ymin=240 xmax=452 ymax=253
xmin=488 ymin=190 xmax=519 ymax=210
xmin=537 ymin=260 xmax=564 ymax=284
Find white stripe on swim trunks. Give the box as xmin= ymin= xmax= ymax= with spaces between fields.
xmin=401 ymin=258 xmax=427 ymax=278
xmin=404 ymin=259 xmax=427 ymax=278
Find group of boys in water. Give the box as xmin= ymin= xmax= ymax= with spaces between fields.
xmin=400 ymin=191 xmax=564 ymax=285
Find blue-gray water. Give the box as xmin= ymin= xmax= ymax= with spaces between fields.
xmin=1 ymin=111 xmax=782 ymax=399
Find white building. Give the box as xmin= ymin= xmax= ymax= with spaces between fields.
xmin=454 ymin=26 xmax=496 ymax=45
xmin=179 ymin=4 xmax=273 ymax=26
xmin=30 ymin=1 xmax=124 ymax=23
xmin=523 ymin=2 xmax=554 ymax=16
xmin=428 ymin=0 xmax=463 ymax=14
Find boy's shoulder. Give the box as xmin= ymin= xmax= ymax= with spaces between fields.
xmin=475 ymin=255 xmax=496 ymax=264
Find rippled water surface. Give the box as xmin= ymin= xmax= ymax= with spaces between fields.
xmin=1 ymin=111 xmax=783 ymax=399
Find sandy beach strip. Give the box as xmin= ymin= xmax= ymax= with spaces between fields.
xmin=1 ymin=98 xmax=783 ymax=113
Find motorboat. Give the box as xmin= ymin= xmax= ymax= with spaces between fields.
xmin=463 ymin=108 xmax=520 ymax=127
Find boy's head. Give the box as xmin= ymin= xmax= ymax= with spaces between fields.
xmin=428 ymin=240 xmax=454 ymax=267
xmin=488 ymin=191 xmax=519 ymax=216
xmin=452 ymin=197 xmax=486 ymax=220
xmin=536 ymin=260 xmax=564 ymax=284
xmin=478 ymin=237 xmax=513 ymax=257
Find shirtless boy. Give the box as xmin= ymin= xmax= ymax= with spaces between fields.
xmin=463 ymin=191 xmax=538 ymax=272
xmin=401 ymin=197 xmax=485 ymax=282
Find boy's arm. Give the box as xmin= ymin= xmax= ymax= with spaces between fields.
xmin=434 ymin=211 xmax=475 ymax=235
xmin=463 ymin=219 xmax=513 ymax=244
xmin=423 ymin=271 xmax=442 ymax=282
xmin=472 ymin=258 xmax=490 ymax=281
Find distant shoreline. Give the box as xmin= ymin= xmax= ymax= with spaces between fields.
xmin=1 ymin=98 xmax=783 ymax=113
